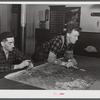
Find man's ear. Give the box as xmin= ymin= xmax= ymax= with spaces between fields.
xmin=1 ymin=41 xmax=4 ymax=46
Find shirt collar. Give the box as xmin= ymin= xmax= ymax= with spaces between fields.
xmin=3 ymin=47 xmax=9 ymax=55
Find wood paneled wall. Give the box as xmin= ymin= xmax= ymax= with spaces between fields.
xmin=0 ymin=4 xmax=12 ymax=33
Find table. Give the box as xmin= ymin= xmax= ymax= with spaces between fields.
xmin=3 ymin=55 xmax=100 ymax=90
xmin=0 ymin=78 xmax=44 ymax=89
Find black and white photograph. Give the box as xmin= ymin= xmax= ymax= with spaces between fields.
xmin=0 ymin=1 xmax=100 ymax=98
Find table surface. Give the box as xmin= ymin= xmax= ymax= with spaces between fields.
xmin=3 ymin=55 xmax=100 ymax=90
xmin=0 ymin=62 xmax=47 ymax=89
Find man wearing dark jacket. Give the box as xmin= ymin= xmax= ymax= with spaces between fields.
xmin=0 ymin=32 xmax=34 ymax=78
xmin=32 ymin=24 xmax=81 ymax=68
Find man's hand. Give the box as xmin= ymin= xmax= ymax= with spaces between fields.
xmin=20 ymin=60 xmax=31 ymax=68
xmin=26 ymin=62 xmax=34 ymax=70
xmin=66 ymin=61 xmax=74 ymax=68
xmin=61 ymin=61 xmax=74 ymax=68
xmin=68 ymin=58 xmax=77 ymax=66
xmin=14 ymin=60 xmax=34 ymax=70
xmin=61 ymin=60 xmax=77 ymax=68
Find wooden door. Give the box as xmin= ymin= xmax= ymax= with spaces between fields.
xmin=11 ymin=4 xmax=21 ymax=50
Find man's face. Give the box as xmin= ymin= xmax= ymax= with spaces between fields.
xmin=3 ymin=37 xmax=15 ymax=52
xmin=68 ymin=29 xmax=79 ymax=44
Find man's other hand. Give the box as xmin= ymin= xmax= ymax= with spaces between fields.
xmin=68 ymin=58 xmax=77 ymax=66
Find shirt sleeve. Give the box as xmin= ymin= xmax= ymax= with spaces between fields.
xmin=13 ymin=47 xmax=34 ymax=64
xmin=50 ymin=37 xmax=62 ymax=55
xmin=0 ymin=64 xmax=14 ymax=72
xmin=64 ymin=50 xmax=74 ymax=60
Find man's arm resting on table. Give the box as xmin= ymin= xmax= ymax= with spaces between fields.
xmin=47 ymin=51 xmax=68 ymax=66
xmin=14 ymin=60 xmax=34 ymax=70
xmin=13 ymin=47 xmax=34 ymax=66
xmin=0 ymin=60 xmax=34 ymax=72
xmin=64 ymin=50 xmax=77 ymax=66
xmin=47 ymin=51 xmax=77 ymax=68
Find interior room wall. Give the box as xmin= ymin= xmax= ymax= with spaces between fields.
xmin=0 ymin=4 xmax=100 ymax=55
xmin=30 ymin=4 xmax=100 ymax=34
xmin=0 ymin=4 xmax=11 ymax=33
xmin=25 ymin=4 xmax=100 ymax=55
xmin=65 ymin=4 xmax=100 ymax=32
xmin=80 ymin=4 xmax=100 ymax=32
xmin=25 ymin=4 xmax=49 ymax=55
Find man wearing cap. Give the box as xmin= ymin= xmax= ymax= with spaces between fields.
xmin=32 ymin=24 xmax=81 ymax=68
xmin=0 ymin=32 xmax=34 ymax=78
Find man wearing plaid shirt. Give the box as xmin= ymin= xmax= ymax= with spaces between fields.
xmin=33 ymin=24 xmax=81 ymax=68
xmin=0 ymin=32 xmax=34 ymax=77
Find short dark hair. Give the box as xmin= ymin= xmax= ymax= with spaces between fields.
xmin=62 ymin=23 xmax=81 ymax=35
xmin=0 ymin=32 xmax=15 ymax=42
xmin=67 ymin=24 xmax=81 ymax=33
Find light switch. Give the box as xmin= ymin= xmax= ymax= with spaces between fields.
xmin=97 ymin=21 xmax=99 ymax=27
